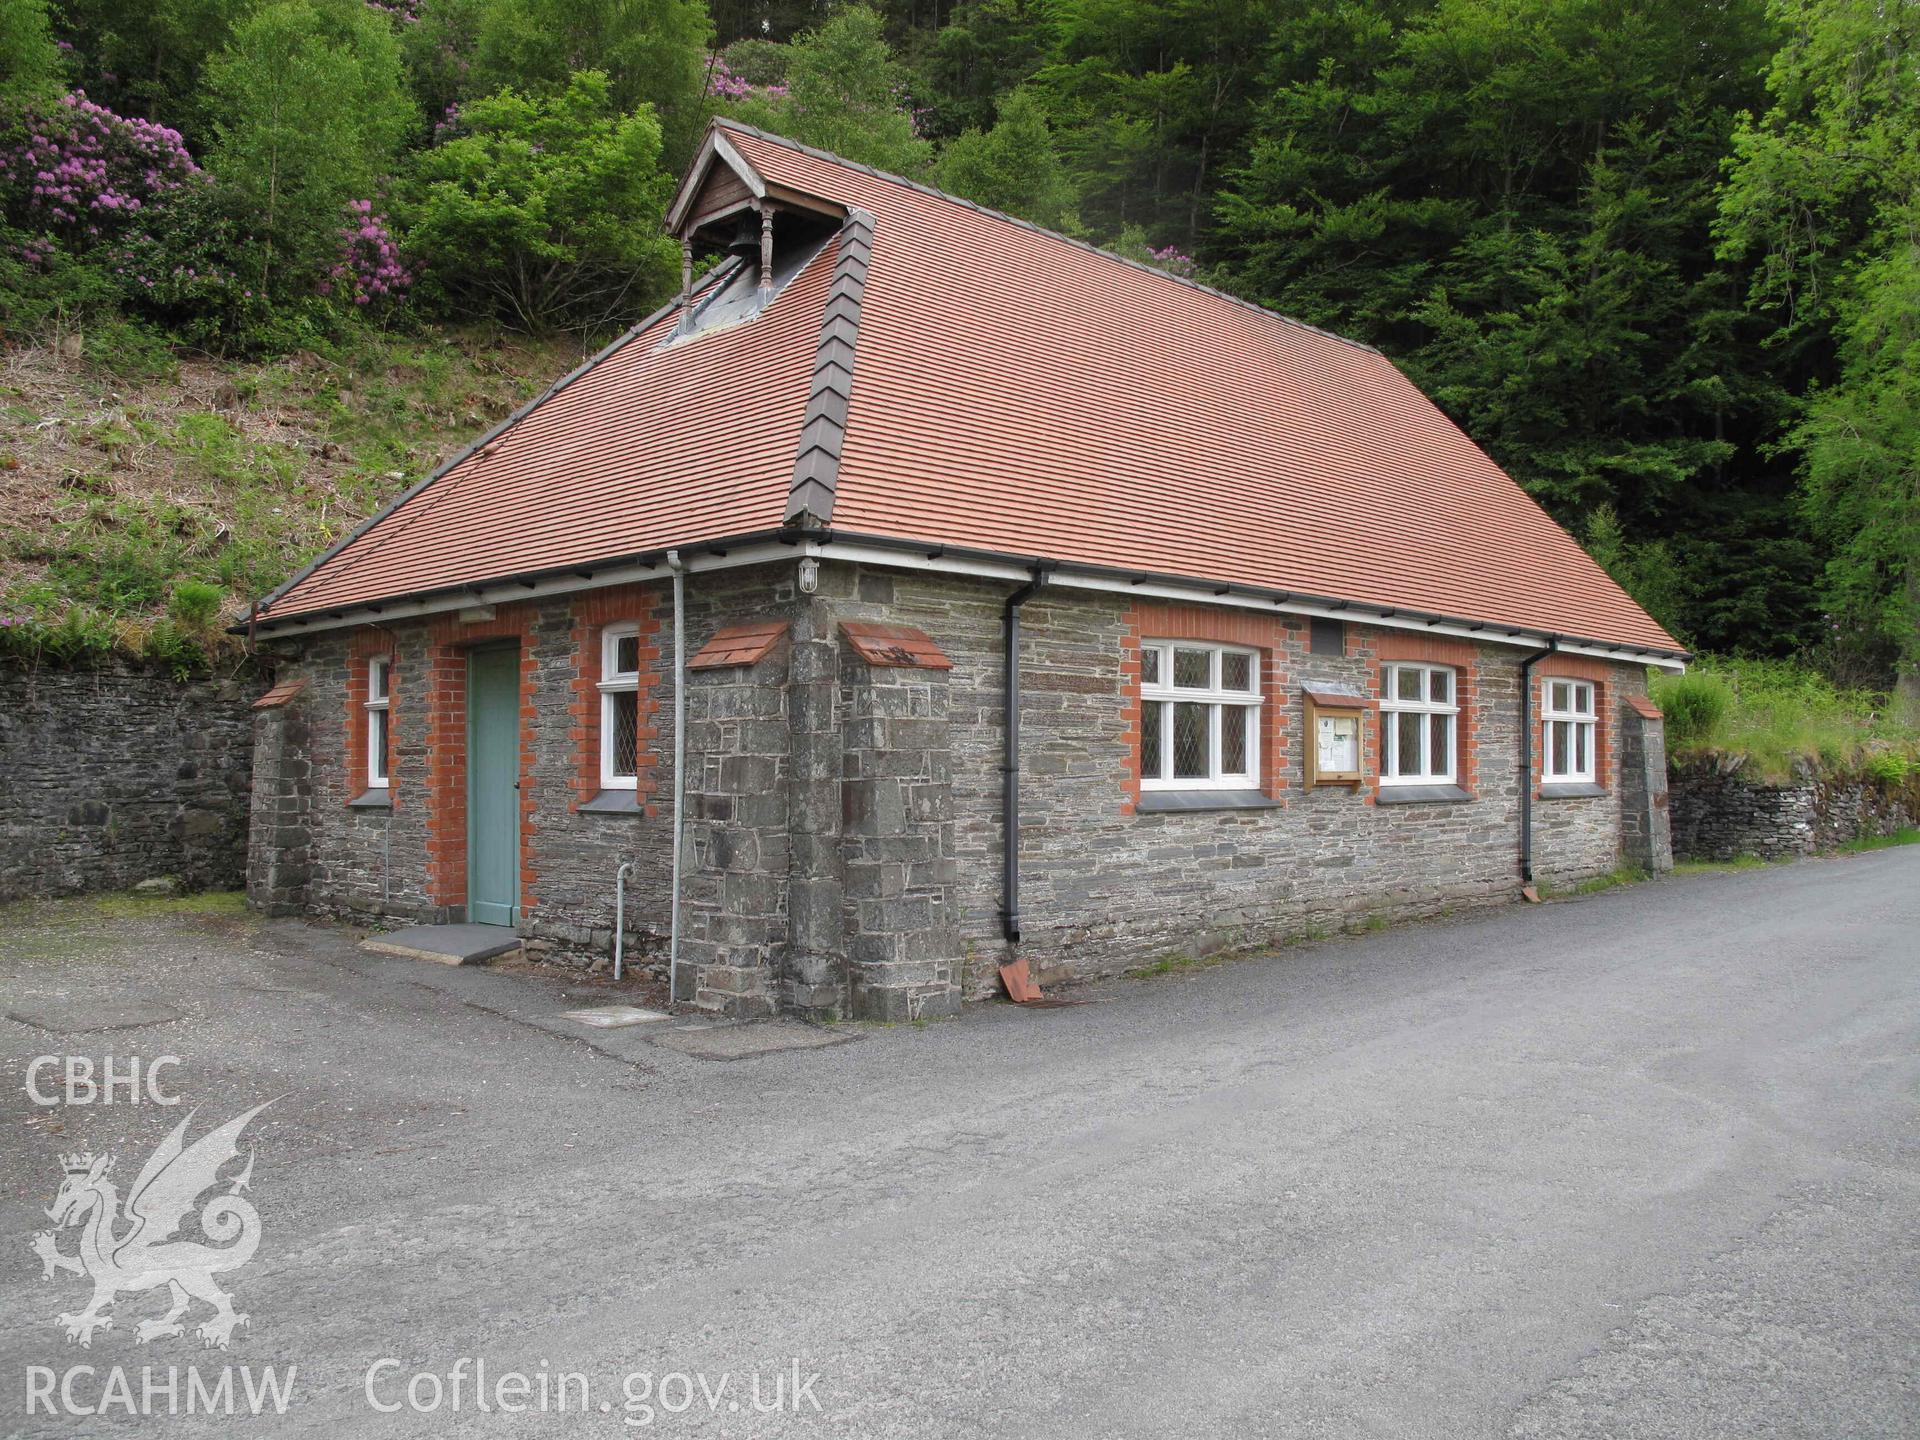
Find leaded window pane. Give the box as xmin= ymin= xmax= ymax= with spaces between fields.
xmin=614 ymin=635 xmax=639 ymax=675
xmin=1221 ymin=705 xmax=1248 ymax=773
xmin=1429 ymin=669 xmax=1451 ymax=704
xmin=610 ymin=691 xmax=638 ymax=778
xmin=1141 ymin=647 xmax=1161 ymax=686
xmin=1574 ymin=723 xmax=1589 ymax=775
xmin=373 ymin=709 xmax=389 ymax=778
xmin=1396 ymin=666 xmax=1422 ymax=701
xmin=1173 ymin=702 xmax=1209 ymax=778
xmin=1221 ymin=652 xmax=1253 ymax=692
xmin=1430 ymin=714 xmax=1451 ymax=776
xmin=1173 ymin=648 xmax=1211 ymax=689
xmin=1396 ymin=711 xmax=1421 ymax=775
xmin=1141 ymin=700 xmax=1163 ymax=778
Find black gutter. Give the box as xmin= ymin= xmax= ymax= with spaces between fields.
xmin=236 ymin=527 xmax=806 ymax=636
xmin=812 ymin=530 xmax=1693 ymax=666
xmin=1516 ymin=637 xmax=1560 ymax=893
xmin=245 ymin=524 xmax=1691 ymax=670
xmin=1001 ymin=563 xmax=1051 ymax=943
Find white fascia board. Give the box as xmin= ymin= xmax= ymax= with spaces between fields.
xmin=252 ymin=543 xmax=800 ymax=639
xmin=801 ymin=539 xmax=1688 ymax=672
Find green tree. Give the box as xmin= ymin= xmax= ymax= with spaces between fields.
xmin=471 ymin=0 xmax=710 ymax=161
xmin=1035 ymin=0 xmax=1277 ymax=245
xmin=0 ymin=0 xmax=66 ymax=106
xmin=1718 ymin=0 xmax=1920 ymax=709
xmin=935 ymin=86 xmax=1072 ymax=226
xmin=401 ymin=71 xmax=678 ymax=333
xmin=201 ymin=0 xmax=414 ymax=297
xmin=1212 ymin=0 xmax=1806 ymax=657
xmin=57 ymin=0 xmax=257 ymax=141
xmin=917 ymin=0 xmax=1060 ymax=138
xmin=728 ymin=5 xmax=931 ymax=175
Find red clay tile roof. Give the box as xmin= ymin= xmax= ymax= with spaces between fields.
xmin=260 ymin=120 xmax=1681 ymax=656
xmin=1625 ymin=694 xmax=1665 ymax=719
xmin=252 ymin=676 xmax=309 ymax=709
xmin=688 ymin=620 xmax=789 ymax=670
xmin=841 ymin=622 xmax=953 ymax=670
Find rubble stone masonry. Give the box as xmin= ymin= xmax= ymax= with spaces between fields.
xmin=248 ymin=560 xmax=1668 ymax=1016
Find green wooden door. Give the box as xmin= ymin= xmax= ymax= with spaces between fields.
xmin=466 ymin=645 xmax=519 ymax=926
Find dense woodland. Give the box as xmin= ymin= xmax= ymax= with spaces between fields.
xmin=0 ymin=0 xmax=1915 ymax=711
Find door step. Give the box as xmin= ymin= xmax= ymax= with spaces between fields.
xmin=361 ymin=924 xmax=523 ymax=967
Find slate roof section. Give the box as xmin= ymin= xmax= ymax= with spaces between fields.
xmin=688 ymin=620 xmax=790 ymax=670
xmin=841 ymin=622 xmax=953 ymax=670
xmin=785 ymin=209 xmax=873 ymax=524
xmin=257 ymin=118 xmax=1682 ymax=658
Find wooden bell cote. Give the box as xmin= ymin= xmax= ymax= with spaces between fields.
xmin=665 ymin=121 xmax=847 ymax=318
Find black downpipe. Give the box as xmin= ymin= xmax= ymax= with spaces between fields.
xmin=1001 ymin=564 xmax=1051 ymax=942
xmin=1517 ymin=637 xmax=1560 ymax=888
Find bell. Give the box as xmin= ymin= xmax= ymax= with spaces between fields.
xmin=725 ymin=213 xmax=760 ymax=261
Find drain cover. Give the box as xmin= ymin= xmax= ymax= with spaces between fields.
xmin=558 ymin=1005 xmax=671 ymax=1029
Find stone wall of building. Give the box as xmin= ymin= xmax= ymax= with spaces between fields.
xmin=1668 ymin=760 xmax=1919 ymax=860
xmin=247 ymin=558 xmax=1665 ymax=1012
xmin=0 ymin=661 xmax=260 ymax=902
xmin=817 ymin=565 xmax=1656 ymax=996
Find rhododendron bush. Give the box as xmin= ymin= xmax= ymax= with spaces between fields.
xmin=0 ymin=91 xmax=200 ymax=244
xmin=320 ymin=198 xmax=410 ymax=307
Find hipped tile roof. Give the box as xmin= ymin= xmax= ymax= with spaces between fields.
xmin=258 ymin=120 xmax=1681 ymax=657
xmin=841 ymin=622 xmax=953 ymax=670
xmin=688 ymin=620 xmax=789 ymax=670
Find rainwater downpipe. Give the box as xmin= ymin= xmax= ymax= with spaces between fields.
xmin=1517 ymin=636 xmax=1560 ymax=898
xmin=613 ymin=859 xmax=633 ymax=982
xmin=667 ymin=549 xmax=688 ymax=1003
xmin=1001 ymin=564 xmax=1051 ymax=943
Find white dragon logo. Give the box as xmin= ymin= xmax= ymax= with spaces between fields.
xmin=31 ymin=1102 xmax=272 ymax=1350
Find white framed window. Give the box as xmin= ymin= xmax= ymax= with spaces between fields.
xmin=1139 ymin=640 xmax=1261 ymax=791
xmin=1379 ymin=662 xmax=1458 ymax=785
xmin=365 ymin=656 xmax=392 ymax=789
xmin=1543 ymin=678 xmax=1597 ymax=782
xmin=598 ymin=624 xmax=641 ymax=790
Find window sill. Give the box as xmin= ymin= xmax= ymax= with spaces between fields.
xmin=1376 ymin=783 xmax=1473 ymax=805
xmin=580 ymin=788 xmax=643 ymax=814
xmin=349 ymin=789 xmax=391 ymax=809
xmin=1539 ymin=781 xmax=1606 ymax=799
xmin=1136 ymin=789 xmax=1282 ymax=814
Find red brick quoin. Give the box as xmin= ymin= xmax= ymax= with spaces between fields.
xmin=568 ymin=584 xmax=664 ymax=817
xmin=1533 ymin=652 xmax=1615 ymax=796
xmin=421 ymin=603 xmax=540 ymax=914
xmin=1364 ymin=631 xmax=1484 ymax=804
xmin=1121 ymin=601 xmax=1290 ymax=814
xmin=345 ymin=628 xmax=396 ymax=804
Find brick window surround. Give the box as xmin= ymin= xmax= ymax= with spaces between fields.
xmin=1122 ymin=602 xmax=1289 ymax=813
xmin=346 ymin=630 xmax=396 ymax=804
xmin=1534 ymin=654 xmax=1614 ymax=795
xmin=423 ymin=604 xmax=540 ymax=914
xmin=1365 ymin=632 xmax=1482 ymax=802
xmin=568 ymin=584 xmax=663 ymax=816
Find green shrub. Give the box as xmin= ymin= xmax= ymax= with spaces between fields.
xmin=168 ymin=579 xmax=225 ymax=632
xmin=1659 ymin=656 xmax=1920 ymax=781
xmin=1862 ymin=752 xmax=1912 ymax=785
xmin=1652 ymin=671 xmax=1731 ymax=747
